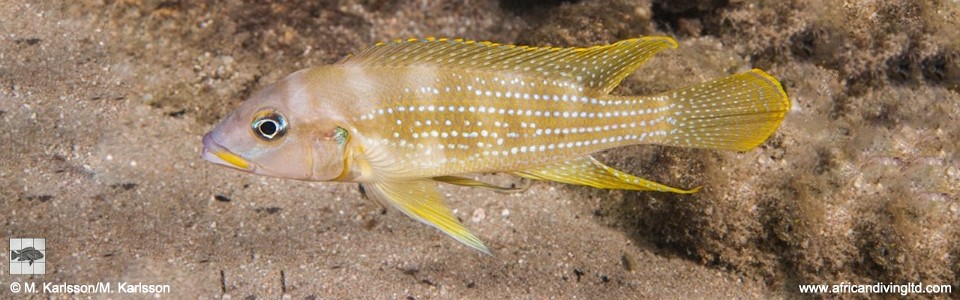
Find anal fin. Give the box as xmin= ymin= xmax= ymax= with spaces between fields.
xmin=433 ymin=175 xmax=529 ymax=193
xmin=511 ymin=156 xmax=698 ymax=194
xmin=363 ymin=179 xmax=490 ymax=254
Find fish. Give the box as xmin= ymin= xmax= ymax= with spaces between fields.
xmin=201 ymin=37 xmax=790 ymax=254
xmin=11 ymin=247 xmax=44 ymax=265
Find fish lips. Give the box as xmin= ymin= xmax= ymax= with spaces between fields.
xmin=202 ymin=133 xmax=256 ymax=172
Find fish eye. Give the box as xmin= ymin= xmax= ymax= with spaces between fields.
xmin=252 ymin=110 xmax=287 ymax=140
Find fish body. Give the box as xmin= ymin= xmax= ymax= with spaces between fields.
xmin=202 ymin=37 xmax=790 ymax=253
xmin=12 ymin=247 xmax=44 ymax=265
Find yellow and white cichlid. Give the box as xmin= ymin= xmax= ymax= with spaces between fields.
xmin=201 ymin=37 xmax=790 ymax=253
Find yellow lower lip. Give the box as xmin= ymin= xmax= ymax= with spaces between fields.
xmin=214 ymin=150 xmax=251 ymax=170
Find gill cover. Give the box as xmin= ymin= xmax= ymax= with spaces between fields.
xmin=201 ymin=69 xmax=349 ymax=181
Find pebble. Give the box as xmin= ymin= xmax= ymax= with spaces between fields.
xmin=471 ymin=208 xmax=485 ymax=223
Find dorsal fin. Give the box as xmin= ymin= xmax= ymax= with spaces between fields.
xmin=337 ymin=37 xmax=678 ymax=95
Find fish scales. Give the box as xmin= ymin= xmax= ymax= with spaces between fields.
xmin=347 ymin=67 xmax=676 ymax=177
xmin=202 ymin=37 xmax=791 ymax=253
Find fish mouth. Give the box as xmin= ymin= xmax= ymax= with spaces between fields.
xmin=202 ymin=133 xmax=254 ymax=171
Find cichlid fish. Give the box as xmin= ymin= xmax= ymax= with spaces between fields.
xmin=12 ymin=247 xmax=44 ymax=265
xmin=202 ymin=37 xmax=790 ymax=253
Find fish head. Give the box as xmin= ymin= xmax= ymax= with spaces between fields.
xmin=202 ymin=69 xmax=348 ymax=181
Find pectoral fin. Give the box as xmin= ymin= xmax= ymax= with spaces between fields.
xmin=432 ymin=176 xmax=529 ymax=193
xmin=512 ymin=156 xmax=699 ymax=194
xmin=363 ymin=179 xmax=490 ymax=254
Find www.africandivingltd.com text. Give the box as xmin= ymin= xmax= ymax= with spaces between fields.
xmin=799 ymin=281 xmax=953 ymax=296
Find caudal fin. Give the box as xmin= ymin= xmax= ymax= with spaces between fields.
xmin=658 ymin=69 xmax=790 ymax=151
xmin=11 ymin=250 xmax=19 ymax=260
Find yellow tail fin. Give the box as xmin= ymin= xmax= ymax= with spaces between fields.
xmin=656 ymin=69 xmax=790 ymax=151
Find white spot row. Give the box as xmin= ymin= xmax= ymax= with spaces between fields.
xmin=531 ymin=121 xmax=652 ymax=137
xmin=358 ymin=105 xmax=673 ymax=122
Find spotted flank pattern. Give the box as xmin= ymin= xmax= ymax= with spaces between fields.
xmin=350 ymin=68 xmax=678 ymax=177
xmin=347 ymin=67 xmax=787 ymax=178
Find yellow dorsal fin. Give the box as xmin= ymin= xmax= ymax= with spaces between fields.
xmin=338 ymin=37 xmax=678 ymax=95
xmin=512 ymin=156 xmax=699 ymax=194
xmin=363 ymin=179 xmax=490 ymax=254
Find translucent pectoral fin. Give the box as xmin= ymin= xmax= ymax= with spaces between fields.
xmin=512 ymin=156 xmax=699 ymax=194
xmin=364 ymin=179 xmax=490 ymax=254
xmin=432 ymin=176 xmax=529 ymax=193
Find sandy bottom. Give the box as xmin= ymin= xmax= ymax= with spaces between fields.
xmin=2 ymin=0 xmax=958 ymax=298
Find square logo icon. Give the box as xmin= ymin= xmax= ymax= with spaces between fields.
xmin=10 ymin=238 xmax=45 ymax=275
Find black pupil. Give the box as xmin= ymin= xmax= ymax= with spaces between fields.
xmin=259 ymin=120 xmax=278 ymax=136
